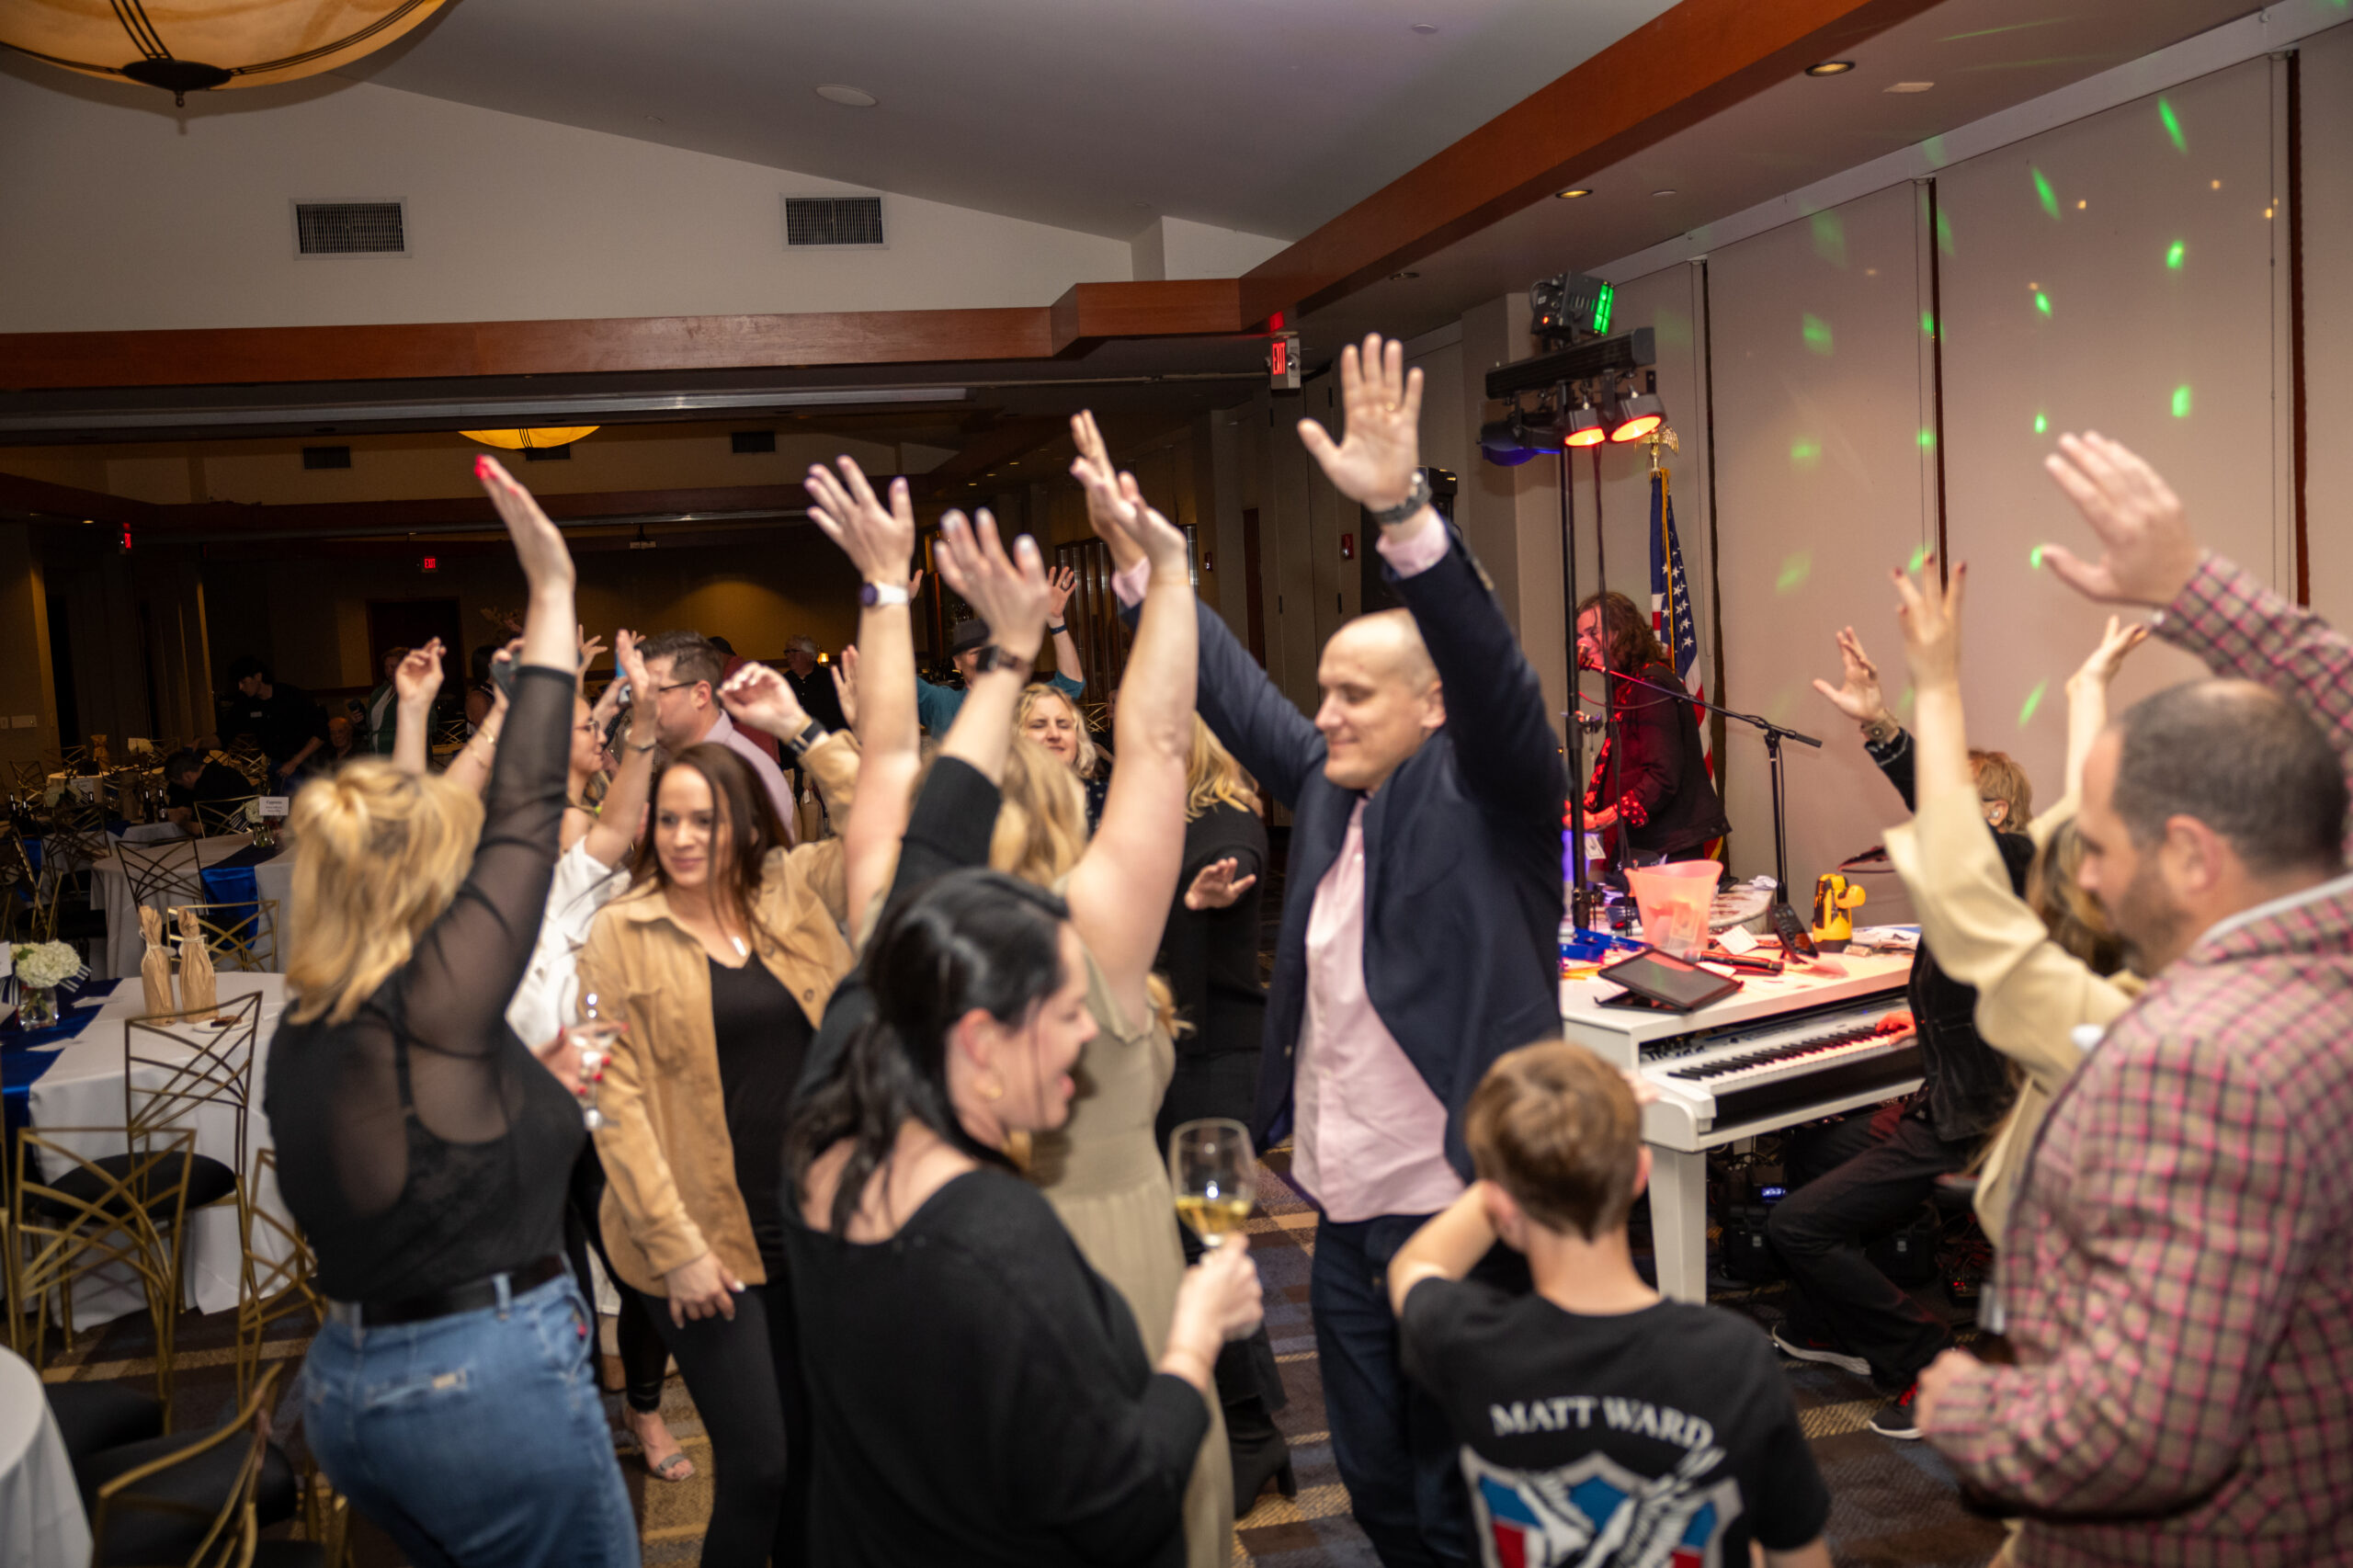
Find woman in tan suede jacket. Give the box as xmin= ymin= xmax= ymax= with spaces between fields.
xmin=580 ymin=706 xmax=857 ymax=1568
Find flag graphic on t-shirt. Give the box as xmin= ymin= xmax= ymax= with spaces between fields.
xmin=1464 ymin=1447 xmax=1741 ymax=1568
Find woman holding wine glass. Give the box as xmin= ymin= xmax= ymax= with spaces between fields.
xmin=264 ymin=456 xmax=638 ymax=1566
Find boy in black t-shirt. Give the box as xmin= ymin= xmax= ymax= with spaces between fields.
xmin=1392 ymin=1043 xmax=1833 ymax=1568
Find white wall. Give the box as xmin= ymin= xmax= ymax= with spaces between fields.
xmin=0 ymin=69 xmax=1132 ymax=332
xmin=2301 ymin=24 xmax=2353 ymax=631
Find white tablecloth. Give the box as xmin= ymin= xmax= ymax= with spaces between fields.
xmin=23 ymin=974 xmax=292 ymax=1325
xmin=0 ymin=1349 xmax=94 ymax=1568
xmin=91 ymin=834 xmax=295 ymax=979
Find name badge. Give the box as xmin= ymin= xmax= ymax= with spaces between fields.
xmin=259 ymin=796 xmax=290 ymax=820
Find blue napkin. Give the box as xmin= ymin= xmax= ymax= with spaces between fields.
xmin=2 ymin=978 xmax=123 ymax=1139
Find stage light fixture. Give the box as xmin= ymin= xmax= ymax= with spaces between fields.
xmin=1530 ymin=271 xmax=1615 ymax=342
xmin=1562 ymin=403 xmax=1608 ymax=448
xmin=1479 ymin=417 xmax=1540 ymax=466
xmin=1608 ymin=391 xmax=1666 ymax=444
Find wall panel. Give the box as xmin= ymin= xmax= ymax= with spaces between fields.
xmin=1938 ymin=57 xmax=2287 ymax=805
xmin=2301 ymin=22 xmax=2353 ymax=628
xmin=1708 ymin=181 xmax=1937 ymax=889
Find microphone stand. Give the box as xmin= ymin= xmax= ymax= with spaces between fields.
xmin=1585 ymin=666 xmax=1825 ymax=923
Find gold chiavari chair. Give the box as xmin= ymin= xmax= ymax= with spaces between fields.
xmin=194 ymin=794 xmax=261 ymax=839
xmin=7 ymin=1126 xmax=197 ymax=1420
xmin=6 ymin=756 xmax=47 ymax=812
xmin=0 ymin=824 xmax=47 ymax=942
xmin=233 ymin=1148 xmax=319 ymax=1405
xmin=124 ymin=993 xmax=264 ymax=1309
xmin=118 ymin=835 xmax=210 ymax=913
xmin=87 ymin=1361 xmax=284 ymax=1568
xmin=222 ymin=743 xmax=270 ymax=789
xmin=179 ymin=900 xmax=281 ymax=975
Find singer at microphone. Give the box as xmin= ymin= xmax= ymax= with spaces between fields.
xmin=1573 ymin=590 xmax=1729 ymax=868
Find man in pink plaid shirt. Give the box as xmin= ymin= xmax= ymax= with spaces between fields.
xmin=1915 ymin=433 xmax=2353 ymax=1567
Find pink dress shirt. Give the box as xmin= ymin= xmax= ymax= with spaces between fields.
xmin=1114 ymin=514 xmax=1461 ymax=1221
xmin=705 ymin=710 xmax=800 ymax=846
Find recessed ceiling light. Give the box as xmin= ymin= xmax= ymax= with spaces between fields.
xmin=1805 ymin=61 xmax=1856 ymax=76
xmin=1390 ymin=270 xmax=1421 ymax=280
xmin=1652 ymin=188 xmax=1678 ymax=198
xmin=1885 ymin=81 xmax=1933 ymax=93
xmin=814 ymin=84 xmax=877 ymax=108
xmin=1410 ymin=22 xmax=1438 ymax=34
xmin=1556 ymin=187 xmax=1593 ymax=199
xmin=646 ymin=114 xmax=666 ymax=124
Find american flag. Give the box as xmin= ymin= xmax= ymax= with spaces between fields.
xmin=1649 ymin=469 xmax=1711 ymax=771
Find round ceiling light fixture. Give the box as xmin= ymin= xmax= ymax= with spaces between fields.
xmin=1804 ymin=60 xmax=1857 ymax=76
xmin=0 ymin=0 xmax=452 ymax=107
xmin=1652 ymin=188 xmax=1679 ymax=198
xmin=814 ymin=84 xmax=878 ymax=107
xmin=1410 ymin=22 xmax=1439 ymax=34
xmin=1557 ymin=187 xmax=1593 ymax=199
xmin=461 ymin=427 xmax=599 ymax=452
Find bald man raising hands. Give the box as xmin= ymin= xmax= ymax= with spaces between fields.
xmin=1083 ymin=337 xmax=1566 ymax=1568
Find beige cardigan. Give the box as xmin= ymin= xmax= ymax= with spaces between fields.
xmin=1881 ymin=780 xmax=2138 ymax=1243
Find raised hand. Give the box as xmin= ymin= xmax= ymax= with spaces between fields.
xmin=1892 ymin=558 xmax=1966 ymax=690
xmin=393 ymin=639 xmax=446 ymax=707
xmin=832 ymin=645 xmax=859 ymax=730
xmin=1046 ymin=565 xmax=1078 ymax=621
xmin=2068 ymin=614 xmax=2151 ymax=695
xmin=576 ymin=627 xmax=607 ymax=674
xmin=934 ymin=509 xmax=1052 ymax=662
xmin=717 ymin=662 xmax=811 ymax=741
xmin=2039 ymin=432 xmax=2200 ymax=607
xmin=1070 ymin=410 xmax=1147 ymax=573
xmin=1810 ymin=627 xmax=1893 ymax=726
xmin=1183 ymin=857 xmax=1258 ymax=911
xmin=1298 ymin=334 xmax=1424 ymax=513
xmin=474 ymin=456 xmax=575 ymax=593
xmin=804 ymin=457 xmax=916 ymax=585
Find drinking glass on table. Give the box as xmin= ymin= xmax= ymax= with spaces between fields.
xmin=563 ymin=986 xmax=623 ymax=1131
xmin=1168 ymin=1118 xmax=1256 ymax=1250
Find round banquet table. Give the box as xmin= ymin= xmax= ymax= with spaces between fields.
xmin=0 ymin=1347 xmax=94 ymax=1568
xmin=90 ymin=833 xmax=296 ymax=979
xmin=19 ymin=973 xmax=295 ymax=1326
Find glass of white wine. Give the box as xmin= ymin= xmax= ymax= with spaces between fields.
xmin=1168 ymin=1118 xmax=1256 ymax=1251
xmin=564 ymin=986 xmax=623 ymax=1131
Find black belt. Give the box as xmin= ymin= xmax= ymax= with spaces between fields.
xmin=327 ymin=1255 xmax=568 ymax=1328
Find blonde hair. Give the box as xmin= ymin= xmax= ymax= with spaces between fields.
xmin=286 ymin=760 xmax=484 ymax=1026
xmin=1184 ymin=716 xmax=1259 ymax=823
xmin=2027 ymin=817 xmax=2124 ymax=975
xmin=1016 ymin=684 xmax=1100 ymax=779
xmin=989 ymin=737 xmax=1089 ymax=888
xmin=1969 ymin=749 xmax=2033 ymax=828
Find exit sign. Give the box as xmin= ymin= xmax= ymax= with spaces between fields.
xmin=421 ymin=555 xmax=438 ymax=574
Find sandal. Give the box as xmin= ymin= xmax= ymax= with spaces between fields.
xmin=626 ymin=1408 xmax=696 ymax=1483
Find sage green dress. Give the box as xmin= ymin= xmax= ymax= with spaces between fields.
xmin=1027 ymin=941 xmax=1235 ymax=1568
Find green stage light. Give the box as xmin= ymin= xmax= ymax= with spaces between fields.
xmin=2029 ymin=544 xmax=2046 ymax=569
xmin=1917 ymin=428 xmax=1937 ymax=450
xmin=2034 ymin=413 xmax=2049 ymax=435
xmin=2032 ymin=166 xmax=2061 ymax=219
xmin=2158 ymin=97 xmax=2186 ymax=153
xmin=1802 ymin=313 xmax=1834 ymax=355
xmin=1790 ymin=438 xmax=1823 ymax=471
xmin=1908 ymin=545 xmax=1929 ymax=574
xmin=2019 ymin=680 xmax=2048 ymax=728
xmin=1777 ymin=552 xmax=1813 ymax=595
xmin=2166 ymin=240 xmax=2186 ymax=269
xmin=2172 ymin=385 xmax=2193 ymax=418
xmin=2034 ymin=289 xmax=2052 ymax=317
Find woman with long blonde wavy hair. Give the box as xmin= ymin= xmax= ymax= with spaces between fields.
xmin=1018 ymin=680 xmax=1111 ymax=831
xmin=263 ymin=457 xmax=639 ymax=1568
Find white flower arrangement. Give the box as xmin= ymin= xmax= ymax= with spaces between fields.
xmin=12 ymin=940 xmax=89 ymax=992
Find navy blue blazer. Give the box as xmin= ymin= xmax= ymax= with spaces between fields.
xmin=1142 ymin=528 xmax=1566 ymax=1185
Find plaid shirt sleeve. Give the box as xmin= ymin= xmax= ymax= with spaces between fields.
xmin=2161 ymin=552 xmax=2353 ymax=767
xmin=1924 ymin=1015 xmax=2316 ymax=1513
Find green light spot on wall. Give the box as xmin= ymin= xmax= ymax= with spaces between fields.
xmin=2034 ymin=290 xmax=2052 ymax=317
xmin=2018 ymin=679 xmax=2048 ymax=729
xmin=1908 ymin=545 xmax=1928 ymax=574
xmin=2033 ymin=412 xmax=2049 ymax=436
xmin=2031 ymin=165 xmax=2061 ymax=220
xmin=1802 ymin=313 xmax=1835 ymax=355
xmin=1777 ymin=552 xmax=1813 ymax=595
xmin=1935 ymin=208 xmax=1954 ymax=256
xmin=1790 ymin=438 xmax=1823 ymax=471
xmin=2172 ymin=384 xmax=2193 ymax=418
xmin=1899 ymin=685 xmax=1916 ymax=715
xmin=2165 ymin=240 xmax=2186 ymax=270
xmin=1810 ymin=210 xmax=1847 ymax=268
xmin=1923 ymin=134 xmax=1949 ymax=170
xmin=2029 ymin=545 xmax=2046 ymax=570
xmin=1921 ymin=310 xmax=1936 ymax=337
xmin=2157 ymin=97 xmax=2187 ymax=153
xmin=1917 ymin=428 xmax=1937 ymax=450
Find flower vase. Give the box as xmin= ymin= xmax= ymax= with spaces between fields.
xmin=17 ymin=984 xmax=58 ymax=1031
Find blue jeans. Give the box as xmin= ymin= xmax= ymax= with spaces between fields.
xmin=301 ymin=1273 xmax=640 ymax=1568
xmin=1312 ymin=1213 xmax=1529 ymax=1568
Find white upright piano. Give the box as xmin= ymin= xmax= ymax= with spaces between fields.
xmin=1560 ymin=950 xmax=1920 ymax=1302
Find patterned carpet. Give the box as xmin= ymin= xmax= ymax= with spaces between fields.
xmin=26 ymin=1147 xmax=2003 ymax=1567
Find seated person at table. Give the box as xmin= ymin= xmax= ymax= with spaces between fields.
xmin=222 ymin=654 xmax=330 ymax=791
xmin=163 ymin=747 xmax=254 ymax=835
xmin=1392 ymin=1044 xmax=1833 ymax=1568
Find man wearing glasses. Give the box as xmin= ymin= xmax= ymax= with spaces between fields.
xmin=635 ymin=631 xmax=800 ymax=844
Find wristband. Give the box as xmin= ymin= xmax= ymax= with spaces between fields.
xmin=858 ymin=582 xmax=910 ymax=608
xmin=1367 ymin=470 xmax=1433 ymax=529
xmin=784 ymin=720 xmax=828 ymax=761
xmin=1046 ymin=621 xmax=1068 ymax=634
xmin=973 ymin=646 xmax=1032 ymax=678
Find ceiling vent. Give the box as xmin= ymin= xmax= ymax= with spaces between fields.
xmin=731 ymin=430 xmax=778 ymax=454
xmin=301 ymin=445 xmax=351 ymax=470
xmin=293 ymin=200 xmax=407 ymax=256
xmin=784 ymin=196 xmax=885 ymax=249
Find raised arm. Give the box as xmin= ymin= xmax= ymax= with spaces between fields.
xmin=2052 ymin=615 xmax=2150 ymax=824
xmin=804 ymin=458 xmax=919 ymax=926
xmin=1074 ymin=411 xmax=1321 ymax=806
xmin=934 ymin=509 xmax=1054 ymax=783
xmin=390 ymin=638 xmax=446 ymax=778
xmin=1302 ymin=335 xmax=1563 ymax=817
xmin=1042 ymin=564 xmax=1086 ymax=693
xmin=1813 ymin=624 xmax=1915 ymax=809
xmin=1065 ymin=464 xmax=1199 ymax=1027
xmin=583 ymin=629 xmax=660 ymax=869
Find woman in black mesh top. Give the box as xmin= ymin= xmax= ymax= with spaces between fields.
xmin=264 ymin=457 xmax=638 ymax=1568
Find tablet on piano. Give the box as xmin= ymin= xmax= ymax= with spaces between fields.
xmin=1597 ymin=949 xmax=1743 ymax=1013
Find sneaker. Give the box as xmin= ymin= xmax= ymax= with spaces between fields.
xmin=1870 ymin=1382 xmax=1923 ymax=1440
xmin=1770 ymin=1324 xmax=1870 ymax=1377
